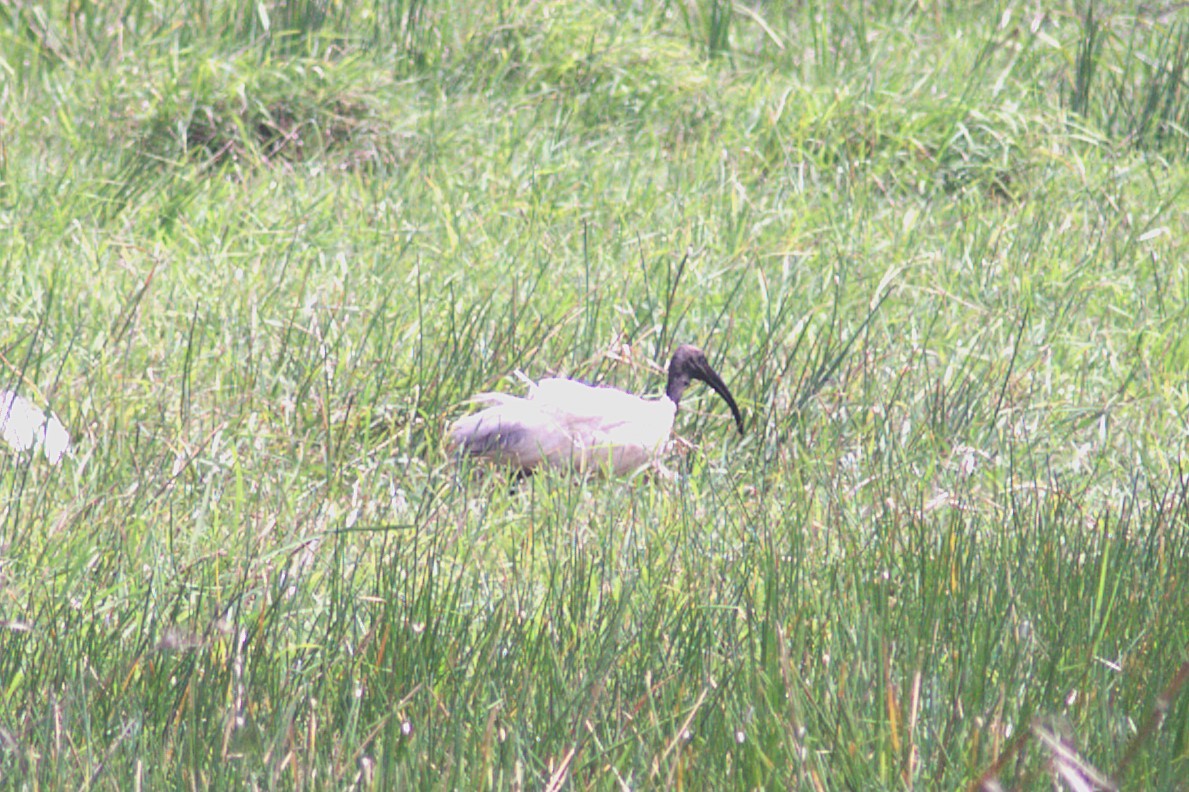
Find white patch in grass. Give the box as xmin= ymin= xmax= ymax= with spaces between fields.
xmin=1138 ymin=226 xmax=1168 ymax=242
xmin=0 ymin=391 xmax=71 ymax=464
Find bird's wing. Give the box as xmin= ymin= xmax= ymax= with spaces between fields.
xmin=0 ymin=390 xmax=71 ymax=464
xmin=530 ymin=378 xmax=654 ymax=430
xmin=448 ymin=394 xmax=577 ymax=469
xmin=531 ymin=379 xmax=676 ymax=462
xmin=449 ymin=377 xmax=677 ymax=474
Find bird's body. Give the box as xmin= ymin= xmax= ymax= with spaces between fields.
xmin=450 ymin=377 xmax=678 ymax=475
xmin=448 ymin=345 xmax=743 ymax=476
xmin=0 ymin=390 xmax=70 ymax=465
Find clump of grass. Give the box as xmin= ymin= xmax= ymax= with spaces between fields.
xmin=675 ymin=0 xmax=734 ymax=62
xmin=1064 ymin=6 xmax=1189 ymax=154
xmin=132 ymin=53 xmax=401 ymax=172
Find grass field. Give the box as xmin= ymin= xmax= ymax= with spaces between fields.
xmin=2 ymin=0 xmax=1188 ymax=788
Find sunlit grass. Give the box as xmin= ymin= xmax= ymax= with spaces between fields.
xmin=1 ymin=0 xmax=1187 ymax=788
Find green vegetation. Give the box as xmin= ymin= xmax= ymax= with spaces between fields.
xmin=2 ymin=0 xmax=1187 ymax=787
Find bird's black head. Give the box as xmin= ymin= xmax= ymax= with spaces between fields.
xmin=665 ymin=345 xmax=745 ymax=435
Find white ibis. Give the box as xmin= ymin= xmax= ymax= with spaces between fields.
xmin=0 ymin=390 xmax=71 ymax=465
xmin=447 ymin=345 xmax=744 ymax=476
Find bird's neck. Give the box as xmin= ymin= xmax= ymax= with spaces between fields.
xmin=665 ymin=376 xmax=688 ymax=406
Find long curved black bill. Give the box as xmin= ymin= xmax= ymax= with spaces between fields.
xmin=693 ymin=364 xmax=745 ymax=435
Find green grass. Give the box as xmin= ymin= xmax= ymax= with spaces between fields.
xmin=1 ymin=0 xmax=1188 ymax=788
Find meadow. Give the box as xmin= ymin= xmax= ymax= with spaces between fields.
xmin=1 ymin=0 xmax=1187 ymax=788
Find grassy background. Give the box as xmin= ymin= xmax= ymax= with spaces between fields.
xmin=2 ymin=0 xmax=1188 ymax=787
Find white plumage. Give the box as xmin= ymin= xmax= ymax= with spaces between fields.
xmin=0 ymin=390 xmax=71 ymax=465
xmin=448 ymin=345 xmax=744 ymax=476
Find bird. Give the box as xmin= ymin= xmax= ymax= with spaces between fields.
xmin=447 ymin=345 xmax=744 ymax=476
xmin=0 ymin=390 xmax=71 ymax=465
